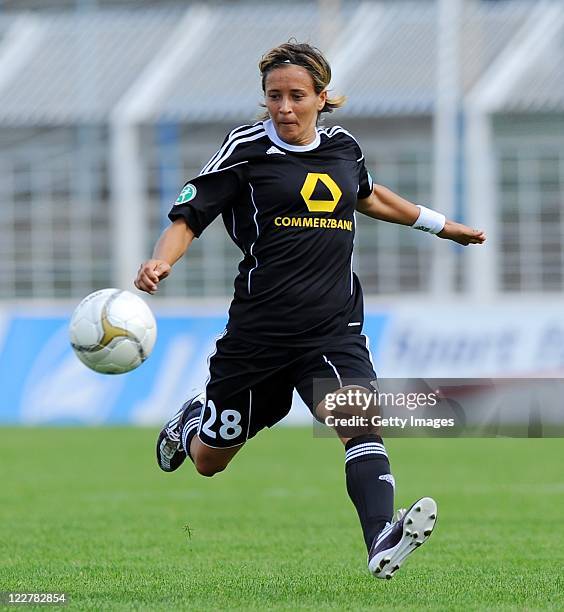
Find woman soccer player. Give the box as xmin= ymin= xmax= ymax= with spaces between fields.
xmin=135 ymin=42 xmax=485 ymax=579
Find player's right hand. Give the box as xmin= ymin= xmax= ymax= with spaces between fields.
xmin=134 ymin=259 xmax=171 ymax=294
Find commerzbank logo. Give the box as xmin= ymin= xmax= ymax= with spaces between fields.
xmin=300 ymin=173 xmax=342 ymax=212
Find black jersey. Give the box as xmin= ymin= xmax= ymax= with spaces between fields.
xmin=169 ymin=119 xmax=373 ymax=346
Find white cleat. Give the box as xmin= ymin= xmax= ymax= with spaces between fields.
xmin=368 ymin=497 xmax=438 ymax=579
xmin=156 ymin=394 xmax=204 ymax=472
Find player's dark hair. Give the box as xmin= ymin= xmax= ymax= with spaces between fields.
xmin=258 ymin=41 xmax=346 ymax=120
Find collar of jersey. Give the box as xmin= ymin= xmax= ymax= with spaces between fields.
xmin=263 ymin=119 xmax=321 ymax=152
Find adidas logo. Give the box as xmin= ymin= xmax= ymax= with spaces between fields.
xmin=266 ymin=146 xmax=285 ymax=155
xmin=379 ymin=474 xmax=395 ymax=489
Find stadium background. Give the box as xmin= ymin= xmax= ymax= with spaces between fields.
xmin=0 ymin=0 xmax=563 ymax=425
xmin=1 ymin=2 xmax=564 ymax=610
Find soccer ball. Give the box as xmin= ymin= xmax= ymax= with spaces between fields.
xmin=69 ymin=288 xmax=157 ymax=374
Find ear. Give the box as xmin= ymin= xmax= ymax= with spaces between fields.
xmin=317 ymin=90 xmax=327 ymax=111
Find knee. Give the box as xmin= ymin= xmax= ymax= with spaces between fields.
xmin=194 ymin=457 xmax=227 ymax=478
xmin=319 ymin=384 xmax=381 ymax=439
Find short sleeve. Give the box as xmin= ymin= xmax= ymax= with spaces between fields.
xmin=357 ymin=155 xmax=373 ymax=199
xmin=168 ymin=165 xmax=245 ymax=237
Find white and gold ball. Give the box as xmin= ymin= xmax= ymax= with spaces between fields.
xmin=69 ymin=288 xmax=157 ymax=374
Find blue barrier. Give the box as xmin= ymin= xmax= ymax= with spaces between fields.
xmin=0 ymin=311 xmax=389 ymax=425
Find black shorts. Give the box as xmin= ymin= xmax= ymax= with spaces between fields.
xmin=196 ymin=331 xmax=377 ymax=448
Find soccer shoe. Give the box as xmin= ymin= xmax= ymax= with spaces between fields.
xmin=156 ymin=394 xmax=203 ymax=473
xmin=368 ymin=496 xmax=438 ymax=579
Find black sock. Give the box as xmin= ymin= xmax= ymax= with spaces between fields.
xmin=180 ymin=398 xmax=204 ymax=462
xmin=345 ymin=434 xmax=395 ymax=551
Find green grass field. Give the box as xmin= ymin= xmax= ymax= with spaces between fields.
xmin=1 ymin=427 xmax=563 ymax=611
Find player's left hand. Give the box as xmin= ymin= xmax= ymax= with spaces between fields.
xmin=438 ymin=221 xmax=486 ymax=246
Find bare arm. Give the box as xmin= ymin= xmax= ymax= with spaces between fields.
xmin=357 ymin=184 xmax=486 ymax=246
xmin=134 ymin=219 xmax=195 ymax=294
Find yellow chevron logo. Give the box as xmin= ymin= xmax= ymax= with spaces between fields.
xmin=300 ymin=173 xmax=342 ymax=213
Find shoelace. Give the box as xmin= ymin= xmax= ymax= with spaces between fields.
xmin=393 ymin=508 xmax=407 ymax=523
xmin=165 ymin=427 xmax=181 ymax=442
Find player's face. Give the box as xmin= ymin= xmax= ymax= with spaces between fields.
xmin=264 ymin=65 xmax=327 ymax=146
